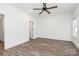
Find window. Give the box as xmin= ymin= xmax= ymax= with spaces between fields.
xmin=73 ymin=18 xmax=77 ymax=37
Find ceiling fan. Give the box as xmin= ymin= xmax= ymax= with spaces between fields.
xmin=33 ymin=3 xmax=58 ymax=15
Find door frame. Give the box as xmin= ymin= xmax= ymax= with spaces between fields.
xmin=29 ymin=21 xmax=33 ymax=40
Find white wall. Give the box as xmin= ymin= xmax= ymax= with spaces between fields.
xmin=34 ymin=13 xmax=73 ymax=41
xmin=72 ymin=5 xmax=79 ymax=49
xmin=0 ymin=3 xmax=33 ymax=49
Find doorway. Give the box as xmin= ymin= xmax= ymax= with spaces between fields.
xmin=29 ymin=21 xmax=33 ymax=40
xmin=0 ymin=14 xmax=4 ymax=49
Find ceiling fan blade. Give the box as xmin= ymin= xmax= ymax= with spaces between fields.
xmin=45 ymin=10 xmax=51 ymax=14
xmin=33 ymin=8 xmax=42 ymax=10
xmin=43 ymin=3 xmax=46 ymax=7
xmin=39 ymin=10 xmax=44 ymax=15
xmin=47 ymin=6 xmax=58 ymax=9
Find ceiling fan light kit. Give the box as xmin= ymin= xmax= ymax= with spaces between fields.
xmin=33 ymin=3 xmax=58 ymax=15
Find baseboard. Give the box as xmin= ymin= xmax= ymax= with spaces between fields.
xmin=72 ymin=41 xmax=79 ymax=49
xmin=72 ymin=37 xmax=79 ymax=49
xmin=35 ymin=37 xmax=72 ymax=42
xmin=4 ymin=39 xmax=29 ymax=50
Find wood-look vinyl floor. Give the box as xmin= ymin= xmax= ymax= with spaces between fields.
xmin=0 ymin=38 xmax=79 ymax=56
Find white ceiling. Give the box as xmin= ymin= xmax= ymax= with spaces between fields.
xmin=9 ymin=3 xmax=79 ymax=17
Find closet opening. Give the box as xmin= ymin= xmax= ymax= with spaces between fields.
xmin=0 ymin=14 xmax=4 ymax=49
